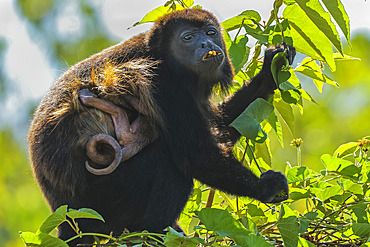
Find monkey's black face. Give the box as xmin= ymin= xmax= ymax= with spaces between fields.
xmin=171 ymin=24 xmax=225 ymax=76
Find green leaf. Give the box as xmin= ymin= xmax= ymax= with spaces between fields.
xmin=232 ymin=234 xmax=273 ymax=247
xmin=333 ymin=53 xmax=360 ymax=61
xmin=181 ymin=0 xmax=194 ymax=8
xmin=321 ymin=154 xmax=360 ymax=178
xmin=281 ymin=89 xmax=301 ymax=104
xmin=299 ymin=216 xmax=310 ymax=234
xmin=315 ymin=185 xmax=343 ymax=201
xmin=230 ymin=98 xmax=274 ymax=143
xmin=333 ymin=142 xmax=358 ymax=158
xmin=277 ymin=204 xmax=299 ymax=247
xmin=286 ymin=166 xmax=309 ymax=183
xmin=267 ymin=111 xmax=284 ymax=147
xmin=295 ymin=58 xmax=339 ymax=93
xmin=254 ymin=137 xmax=272 ymax=168
xmin=196 ymin=208 xmax=250 ymax=237
xmin=274 ymin=96 xmax=295 ymax=136
xmin=222 ymin=10 xmax=261 ymax=32
xmin=163 ymin=227 xmax=202 ymax=247
xmin=271 ymin=50 xmax=290 ymax=87
xmin=304 ymin=212 xmax=318 ymax=220
xmin=353 ymin=223 xmax=370 ymax=238
xmin=299 ymin=89 xmax=316 ymax=104
xmin=67 ymin=208 xmax=105 ymax=222
xmin=20 ymin=232 xmax=68 ymax=247
xmin=342 ymin=180 xmax=363 ymax=195
xmin=247 ymin=204 xmax=265 ymax=217
xmin=352 ymin=207 xmax=369 ymax=223
xmin=298 ymin=237 xmax=316 ymax=247
xmin=290 ymin=188 xmax=310 ymax=200
xmin=321 ymin=0 xmax=351 ymax=47
xmin=295 ymin=0 xmax=343 ymax=55
xmin=37 ymin=205 xmax=67 ymax=234
xmin=133 ymin=6 xmax=173 ymax=26
xmin=228 ymin=35 xmax=250 ymax=73
xmin=283 ymin=4 xmax=336 ymax=71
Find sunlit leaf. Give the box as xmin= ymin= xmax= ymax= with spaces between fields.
xmin=295 ymin=0 xmax=343 ymax=55
xmin=254 ymin=138 xmax=272 ymax=168
xmin=315 ymin=185 xmax=342 ymax=201
xmin=20 ymin=232 xmax=68 ymax=247
xmin=273 ymin=95 xmax=295 ymax=136
xmin=286 ymin=166 xmax=309 ymax=183
xmin=267 ymin=111 xmax=283 ymax=147
xmin=298 ymin=237 xmax=316 ymax=247
xmin=222 ymin=10 xmax=261 ymax=32
xmin=342 ymin=180 xmax=363 ymax=195
xmin=333 ymin=53 xmax=360 ymax=61
xmin=333 ymin=142 xmax=358 ymax=158
xmin=295 ymin=58 xmax=339 ymax=93
xmin=283 ymin=4 xmax=336 ymax=71
xmin=299 ymin=89 xmax=317 ymax=104
xmin=37 ymin=205 xmax=67 ymax=234
xmin=181 ymin=0 xmax=194 ymax=8
xmin=321 ymin=154 xmax=360 ymax=178
xmin=321 ymin=0 xmax=351 ymax=47
xmin=133 ymin=5 xmax=175 ymax=26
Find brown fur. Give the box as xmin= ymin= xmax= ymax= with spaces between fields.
xmin=28 ymin=53 xmax=160 ymax=193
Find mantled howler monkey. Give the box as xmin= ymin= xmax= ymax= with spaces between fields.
xmin=28 ymin=8 xmax=294 ymax=246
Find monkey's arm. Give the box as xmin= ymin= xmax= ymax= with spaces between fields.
xmin=215 ymin=44 xmax=295 ymax=144
xmin=189 ymin=144 xmax=288 ymax=203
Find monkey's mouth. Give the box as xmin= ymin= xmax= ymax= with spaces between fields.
xmin=203 ymin=50 xmax=223 ymax=60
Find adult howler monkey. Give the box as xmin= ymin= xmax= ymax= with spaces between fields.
xmin=28 ymin=8 xmax=294 ymax=246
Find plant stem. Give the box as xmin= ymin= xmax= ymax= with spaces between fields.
xmin=65 ymin=233 xmax=117 ymax=243
xmin=246 ymin=141 xmax=263 ymax=173
xmin=233 ymin=19 xmax=245 ymax=42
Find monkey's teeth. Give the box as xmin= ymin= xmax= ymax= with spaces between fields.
xmin=203 ymin=51 xmax=223 ymax=59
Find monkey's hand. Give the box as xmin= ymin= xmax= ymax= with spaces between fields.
xmin=257 ymin=170 xmax=289 ymax=203
xmin=264 ymin=42 xmax=296 ymax=66
xmin=261 ymin=42 xmax=296 ymax=80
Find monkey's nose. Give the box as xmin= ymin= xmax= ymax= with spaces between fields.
xmin=201 ymin=43 xmax=205 ymax=48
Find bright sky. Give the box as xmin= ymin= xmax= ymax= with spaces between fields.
xmin=0 ymin=0 xmax=369 ymax=130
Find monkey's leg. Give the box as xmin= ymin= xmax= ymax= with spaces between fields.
xmin=79 ymin=89 xmax=135 ymax=147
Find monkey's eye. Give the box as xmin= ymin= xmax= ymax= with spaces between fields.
xmin=206 ymin=29 xmax=217 ymax=36
xmin=182 ymin=34 xmax=194 ymax=41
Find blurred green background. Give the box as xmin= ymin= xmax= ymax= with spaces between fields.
xmin=0 ymin=0 xmax=369 ymax=246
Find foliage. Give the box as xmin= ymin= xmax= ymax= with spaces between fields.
xmin=13 ymin=0 xmax=370 ymax=246
xmin=20 ymin=137 xmax=370 ymax=246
